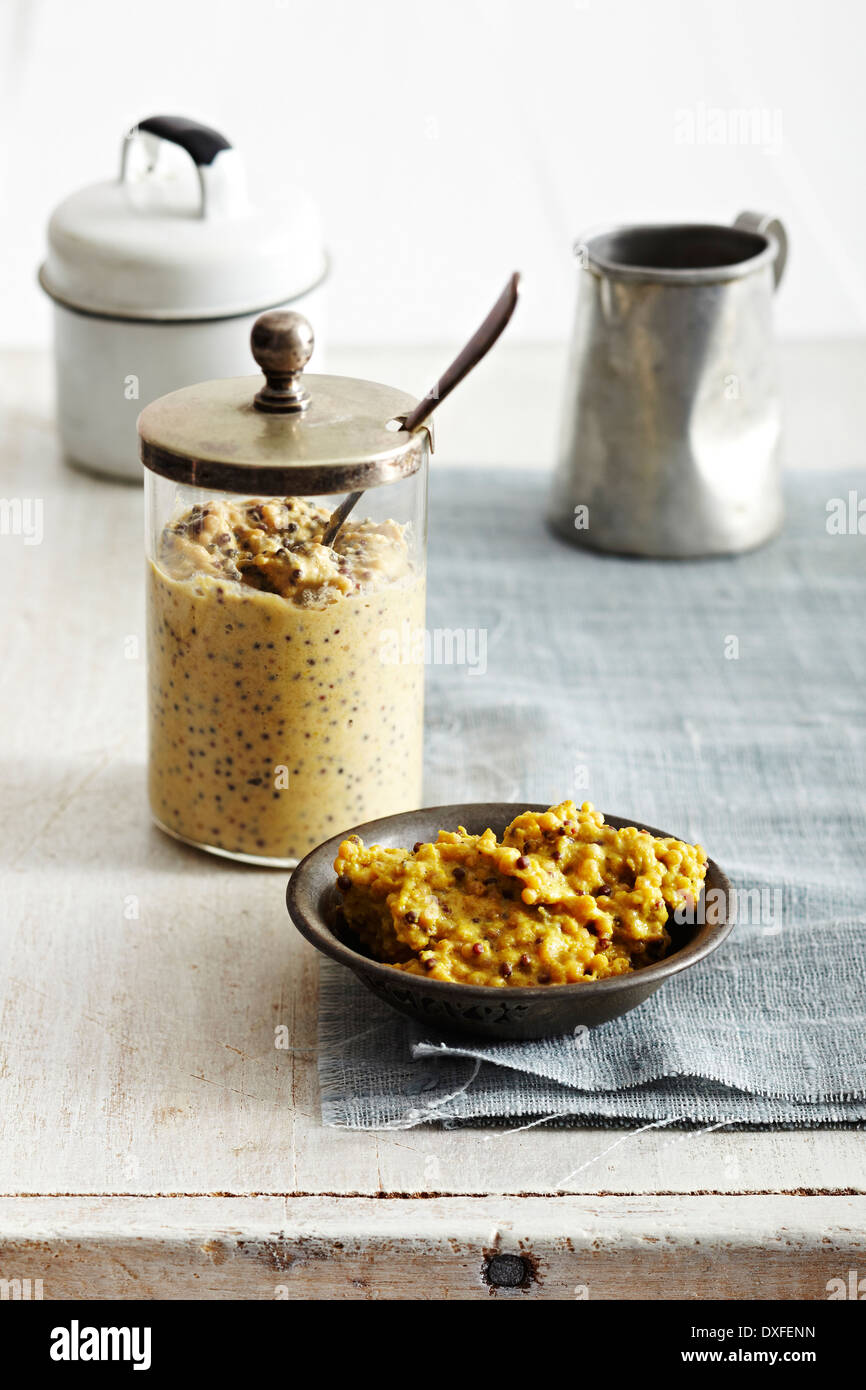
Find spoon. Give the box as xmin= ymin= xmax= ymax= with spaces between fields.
xmin=321 ymin=271 xmax=520 ymax=547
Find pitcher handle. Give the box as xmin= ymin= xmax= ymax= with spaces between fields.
xmin=734 ymin=211 xmax=788 ymax=289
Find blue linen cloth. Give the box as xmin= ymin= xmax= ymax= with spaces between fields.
xmin=317 ymin=468 xmax=866 ymax=1129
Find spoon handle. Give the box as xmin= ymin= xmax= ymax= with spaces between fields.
xmin=321 ymin=272 xmax=520 ymax=548
xmin=321 ymin=489 xmax=364 ymax=547
xmin=402 ymin=271 xmax=520 ymax=434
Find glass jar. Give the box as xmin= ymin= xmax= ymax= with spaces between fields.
xmin=139 ymin=311 xmax=429 ymax=867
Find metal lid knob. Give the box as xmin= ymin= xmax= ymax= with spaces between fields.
xmin=251 ymin=310 xmax=314 ymax=413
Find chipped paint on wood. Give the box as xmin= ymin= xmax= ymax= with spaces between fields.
xmin=0 ymin=1196 xmax=864 ymax=1300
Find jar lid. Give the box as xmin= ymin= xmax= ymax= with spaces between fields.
xmin=39 ymin=116 xmax=327 ymax=321
xmin=138 ymin=310 xmax=430 ymax=493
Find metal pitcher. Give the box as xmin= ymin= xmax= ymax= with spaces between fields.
xmin=549 ymin=212 xmax=788 ymax=557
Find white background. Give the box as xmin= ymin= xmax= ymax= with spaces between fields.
xmin=2 ymin=0 xmax=866 ymax=348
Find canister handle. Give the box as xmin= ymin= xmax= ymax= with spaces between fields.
xmin=120 ymin=115 xmax=247 ymax=220
xmin=734 ymin=211 xmax=788 ymax=289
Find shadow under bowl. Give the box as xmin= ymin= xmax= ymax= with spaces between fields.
xmin=286 ymin=803 xmax=736 ymax=1041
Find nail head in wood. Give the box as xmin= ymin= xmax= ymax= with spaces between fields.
xmin=484 ymin=1253 xmax=531 ymax=1289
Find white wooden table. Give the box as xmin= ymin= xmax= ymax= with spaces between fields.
xmin=1 ymin=346 xmax=864 ymax=1300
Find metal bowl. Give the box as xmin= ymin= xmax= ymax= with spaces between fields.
xmin=286 ymin=803 xmax=735 ymax=1041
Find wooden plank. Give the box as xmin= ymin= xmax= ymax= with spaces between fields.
xmin=1 ymin=1196 xmax=864 ymax=1300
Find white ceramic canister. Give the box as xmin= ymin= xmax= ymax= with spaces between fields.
xmin=39 ymin=115 xmax=328 ymax=482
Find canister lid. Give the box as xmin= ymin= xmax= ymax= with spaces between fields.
xmin=138 ymin=310 xmax=429 ymax=493
xmin=39 ymin=116 xmax=327 ymax=321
